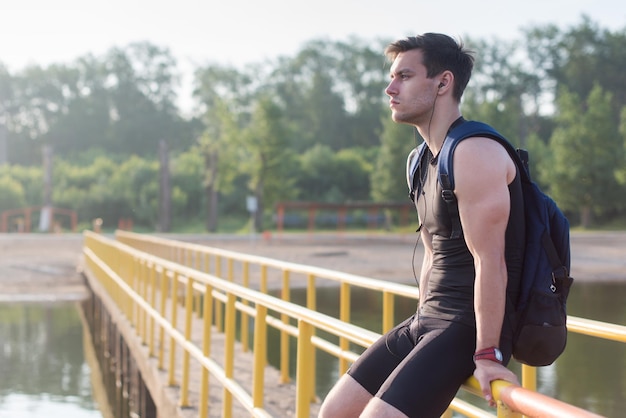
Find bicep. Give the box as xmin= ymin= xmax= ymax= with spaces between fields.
xmin=453 ymin=139 xmax=512 ymax=257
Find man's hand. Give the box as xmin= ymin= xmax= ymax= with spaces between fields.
xmin=473 ymin=360 xmax=519 ymax=407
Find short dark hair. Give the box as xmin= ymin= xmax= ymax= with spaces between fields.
xmin=385 ymin=33 xmax=474 ymax=101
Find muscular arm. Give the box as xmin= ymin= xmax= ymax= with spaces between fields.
xmin=453 ymin=137 xmax=519 ymax=403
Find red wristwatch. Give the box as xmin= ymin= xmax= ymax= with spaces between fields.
xmin=474 ymin=346 xmax=503 ymax=364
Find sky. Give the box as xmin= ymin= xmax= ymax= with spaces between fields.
xmin=2 ymin=0 xmax=624 ymax=110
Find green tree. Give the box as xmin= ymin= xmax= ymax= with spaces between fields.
xmin=53 ymin=156 xmax=122 ymax=225
xmin=193 ymin=63 xmax=255 ymax=231
xmin=268 ymin=37 xmax=389 ymax=152
xmin=110 ymin=156 xmax=162 ymax=228
xmin=371 ymin=115 xmax=415 ymax=203
xmin=296 ymin=144 xmax=342 ymax=202
xmin=171 ymin=149 xmax=206 ymax=222
xmin=462 ymin=36 xmax=543 ymax=147
xmin=295 ymin=145 xmax=372 ymax=203
xmin=525 ymin=16 xmax=626 ymax=130
xmin=104 ymin=42 xmax=187 ymax=156
xmin=543 ymin=84 xmax=622 ymax=227
xmin=240 ymin=95 xmax=297 ymax=231
xmin=0 ymin=175 xmax=26 ymax=214
xmin=3 ymin=42 xmax=191 ymax=165
xmin=269 ymin=43 xmax=348 ymax=152
xmin=0 ymin=165 xmax=43 ymax=206
xmin=613 ymin=106 xmax=626 ymax=222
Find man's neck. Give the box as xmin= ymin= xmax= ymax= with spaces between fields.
xmin=416 ymin=110 xmax=463 ymax=156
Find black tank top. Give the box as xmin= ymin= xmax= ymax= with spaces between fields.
xmin=414 ymin=141 xmax=525 ymax=331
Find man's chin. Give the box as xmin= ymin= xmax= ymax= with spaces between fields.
xmin=391 ymin=114 xmax=410 ymax=124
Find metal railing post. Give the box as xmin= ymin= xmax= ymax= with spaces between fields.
xmin=241 ymin=262 xmax=250 ymax=353
xmin=296 ymin=320 xmax=314 ymax=418
xmin=339 ymin=282 xmax=351 ymax=374
xmin=199 ymin=283 xmax=214 ymax=418
xmin=253 ymin=304 xmax=268 ymax=409
xmin=280 ymin=269 xmax=291 ymax=383
xmin=168 ymin=272 xmax=178 ymax=386
xmin=382 ymin=291 xmax=395 ymax=333
xmin=180 ymin=276 xmax=194 ymax=407
xmin=223 ymin=292 xmax=237 ymax=417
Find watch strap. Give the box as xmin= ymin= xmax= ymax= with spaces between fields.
xmin=474 ymin=346 xmax=503 ymax=364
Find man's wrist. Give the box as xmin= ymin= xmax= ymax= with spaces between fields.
xmin=474 ymin=346 xmax=503 ymax=364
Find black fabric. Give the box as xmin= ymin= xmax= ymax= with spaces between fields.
xmin=414 ymin=149 xmax=524 ymax=331
xmin=347 ymin=315 xmax=512 ymax=417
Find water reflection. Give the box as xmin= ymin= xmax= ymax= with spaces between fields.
xmin=0 ymin=302 xmax=101 ymax=417
xmin=270 ymin=281 xmax=626 ymax=417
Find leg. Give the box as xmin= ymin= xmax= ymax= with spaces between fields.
xmin=318 ymin=374 xmax=372 ymax=418
xmin=362 ymin=398 xmax=409 ymax=418
xmin=320 ymin=316 xmax=417 ymax=417
xmin=369 ymin=317 xmax=476 ymax=418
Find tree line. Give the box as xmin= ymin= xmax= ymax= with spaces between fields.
xmin=1 ymin=16 xmax=625 ymax=231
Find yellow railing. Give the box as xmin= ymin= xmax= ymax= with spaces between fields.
xmin=115 ymin=231 xmax=626 ymax=389
xmin=85 ymin=231 xmax=381 ymax=418
xmin=115 ymin=230 xmax=420 ymax=379
xmin=86 ymin=230 xmax=618 ymax=417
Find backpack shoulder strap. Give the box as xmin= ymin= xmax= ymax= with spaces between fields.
xmin=438 ymin=120 xmax=530 ymax=238
xmin=406 ymin=141 xmax=428 ymax=202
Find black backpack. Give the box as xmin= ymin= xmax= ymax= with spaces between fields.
xmin=407 ymin=120 xmax=574 ymax=367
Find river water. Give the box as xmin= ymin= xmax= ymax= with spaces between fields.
xmin=0 ymin=281 xmax=624 ymax=417
xmin=0 ymin=302 xmax=102 ymax=418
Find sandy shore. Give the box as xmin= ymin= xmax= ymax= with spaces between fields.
xmin=1 ymin=231 xmax=624 ymax=301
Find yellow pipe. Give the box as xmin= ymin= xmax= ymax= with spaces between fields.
xmin=158 ymin=268 xmax=168 ymax=369
xmin=253 ymin=304 xmax=268 ymax=408
xmin=295 ymin=320 xmax=313 ymax=418
xmin=306 ymin=274 xmax=316 ymax=310
xmin=241 ymin=262 xmax=250 ymax=353
xmin=180 ymin=276 xmax=194 ymax=407
xmin=281 ymin=269 xmax=291 ymax=383
xmin=339 ymin=282 xmax=351 ymax=374
xmin=260 ymin=265 xmax=268 ymax=293
xmin=148 ymin=263 xmax=157 ymax=356
xmin=306 ymin=273 xmax=317 ymax=402
xmin=227 ymin=258 xmax=234 ymax=282
xmin=199 ymin=283 xmax=213 ymax=418
xmin=215 ymin=255 xmax=223 ymax=332
xmin=215 ymin=254 xmax=222 ymax=277
xmin=204 ymin=252 xmax=211 ymax=274
xmin=521 ymin=364 xmax=537 ymax=392
xmin=168 ymin=272 xmax=178 ymax=386
xmin=382 ymin=291 xmax=394 ymax=333
xmin=223 ymin=293 xmax=236 ymax=417
xmin=140 ymin=260 xmax=147 ymax=343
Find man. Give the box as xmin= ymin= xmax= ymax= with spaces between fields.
xmin=318 ymin=33 xmax=522 ymax=417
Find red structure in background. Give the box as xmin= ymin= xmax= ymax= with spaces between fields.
xmin=0 ymin=206 xmax=78 ymax=233
xmin=275 ymin=201 xmax=412 ymax=234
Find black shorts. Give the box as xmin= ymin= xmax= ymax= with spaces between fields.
xmin=347 ymin=315 xmax=498 ymax=418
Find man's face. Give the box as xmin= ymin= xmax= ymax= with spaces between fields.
xmin=385 ymin=49 xmax=439 ymax=125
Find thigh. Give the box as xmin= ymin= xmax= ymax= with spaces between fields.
xmin=377 ymin=317 xmax=476 ymax=418
xmin=347 ymin=315 xmax=417 ymax=396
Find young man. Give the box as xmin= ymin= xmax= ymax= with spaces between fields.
xmin=319 ymin=33 xmax=523 ymax=417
